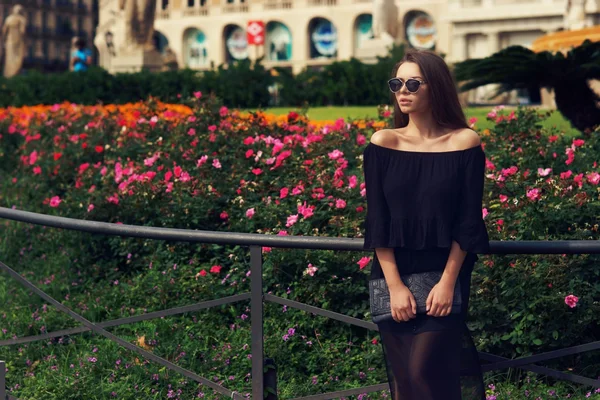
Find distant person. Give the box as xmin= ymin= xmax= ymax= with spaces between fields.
xmin=70 ymin=37 xmax=92 ymax=72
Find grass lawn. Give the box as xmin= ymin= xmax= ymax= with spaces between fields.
xmin=247 ymin=105 xmax=580 ymax=137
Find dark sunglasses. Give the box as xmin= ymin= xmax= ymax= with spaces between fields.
xmin=388 ymin=78 xmax=427 ymax=93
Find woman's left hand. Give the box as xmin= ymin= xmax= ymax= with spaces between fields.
xmin=426 ymin=280 xmax=455 ymax=317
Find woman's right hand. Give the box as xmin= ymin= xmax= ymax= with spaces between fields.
xmin=389 ymin=284 xmax=417 ymax=322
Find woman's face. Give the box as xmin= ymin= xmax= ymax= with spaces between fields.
xmin=394 ymin=62 xmax=430 ymax=114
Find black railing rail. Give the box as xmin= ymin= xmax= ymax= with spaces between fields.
xmin=0 ymin=206 xmax=598 ymax=400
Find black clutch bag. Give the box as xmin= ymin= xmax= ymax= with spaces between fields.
xmin=369 ymin=271 xmax=462 ymax=323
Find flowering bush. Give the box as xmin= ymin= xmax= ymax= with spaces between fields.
xmin=0 ymin=96 xmax=598 ymax=399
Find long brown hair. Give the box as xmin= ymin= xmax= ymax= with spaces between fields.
xmin=391 ymin=49 xmax=469 ymax=130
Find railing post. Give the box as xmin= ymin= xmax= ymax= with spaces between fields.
xmin=264 ymin=357 xmax=278 ymax=400
xmin=0 ymin=360 xmax=5 ymax=400
xmin=250 ymin=246 xmax=264 ymax=399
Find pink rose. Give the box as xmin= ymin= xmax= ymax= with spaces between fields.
xmin=565 ymin=294 xmax=579 ymax=308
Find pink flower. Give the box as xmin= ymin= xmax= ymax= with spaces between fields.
xmin=298 ymin=201 xmax=314 ymax=218
xmin=348 ymin=175 xmax=358 ymax=189
xmin=212 ymin=159 xmax=222 ymax=169
xmin=179 ymin=172 xmax=191 ymax=182
xmin=280 ymin=187 xmax=289 ymax=199
xmin=526 ymin=188 xmax=541 ymax=201
xmin=356 ymin=134 xmax=366 ymax=145
xmin=357 ymin=256 xmax=371 ymax=270
xmin=210 ymin=265 xmax=222 ymax=274
xmin=49 ymin=196 xmax=62 ymax=208
xmin=196 ymin=155 xmax=208 ymax=167
xmin=245 ymin=149 xmax=254 ymax=158
xmin=246 ymin=208 xmax=255 ymax=219
xmin=220 ymin=211 xmax=229 ymax=220
xmin=328 ymin=149 xmax=344 ymax=160
xmin=33 ymin=166 xmax=42 ymax=175
xmin=537 ymin=168 xmax=552 ymax=177
xmin=208 ymin=125 xmax=217 ymax=132
xmin=335 ymin=199 xmax=346 ymax=209
xmin=29 ymin=150 xmax=38 ymax=165
xmin=564 ymin=294 xmax=579 ymax=308
xmin=187 ymin=128 xmax=196 ymax=136
xmin=482 ymin=208 xmax=488 ymax=219
xmin=286 ymin=214 xmax=299 ymax=227
xmin=586 ymin=172 xmax=600 ymax=185
xmin=572 ymin=139 xmax=584 ymax=147
xmin=291 ymin=185 xmax=304 ymax=195
xmin=87 ymin=204 xmax=94 ymax=212
xmin=304 ymin=263 xmax=318 ymax=277
xmin=195 ymin=269 xmax=207 ymax=278
xmin=252 ymin=168 xmax=263 ymax=176
xmin=219 ymin=106 xmax=229 ymax=117
xmin=499 ymin=195 xmax=508 ymax=203
xmin=193 ymin=91 xmax=202 ymax=99
xmin=560 ymin=170 xmax=573 ymax=179
xmin=107 ymin=194 xmax=119 ymax=205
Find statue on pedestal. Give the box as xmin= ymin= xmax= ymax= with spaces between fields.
xmin=118 ymin=0 xmax=157 ymax=52
xmin=372 ymin=0 xmax=399 ymax=44
xmin=2 ymin=4 xmax=27 ymax=78
xmin=564 ymin=0 xmax=589 ymax=31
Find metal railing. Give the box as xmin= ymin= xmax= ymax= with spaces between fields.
xmin=0 ymin=206 xmax=599 ymax=399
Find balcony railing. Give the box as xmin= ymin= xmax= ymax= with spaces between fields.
xmin=263 ymin=0 xmax=293 ymax=9
xmin=182 ymin=6 xmax=210 ymax=16
xmin=221 ymin=3 xmax=250 ymax=13
xmin=307 ymin=0 xmax=337 ymax=6
xmin=0 ymin=206 xmax=599 ymax=400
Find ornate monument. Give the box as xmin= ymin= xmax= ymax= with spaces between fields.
xmin=119 ymin=0 xmax=157 ymax=52
xmin=107 ymin=0 xmax=163 ymax=72
xmin=372 ymin=0 xmax=399 ymax=44
xmin=2 ymin=4 xmax=27 ymax=78
xmin=564 ymin=0 xmax=589 ymax=31
xmin=355 ymin=0 xmax=400 ymax=62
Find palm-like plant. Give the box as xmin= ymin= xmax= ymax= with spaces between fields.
xmin=453 ymin=39 xmax=600 ymax=133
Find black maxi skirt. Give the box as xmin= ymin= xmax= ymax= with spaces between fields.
xmin=371 ymin=247 xmax=486 ymax=400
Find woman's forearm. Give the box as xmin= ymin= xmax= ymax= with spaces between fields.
xmin=440 ymin=240 xmax=467 ymax=287
xmin=375 ymin=248 xmax=405 ymax=289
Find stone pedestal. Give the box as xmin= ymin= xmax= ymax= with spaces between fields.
xmin=110 ymin=48 xmax=164 ymax=73
xmin=354 ymin=36 xmax=395 ymax=63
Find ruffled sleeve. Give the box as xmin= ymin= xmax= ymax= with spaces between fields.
xmin=362 ymin=144 xmax=391 ymax=250
xmin=451 ymin=146 xmax=490 ymax=254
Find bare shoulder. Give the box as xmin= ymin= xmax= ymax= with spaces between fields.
xmin=369 ymin=129 xmax=401 ymax=148
xmin=450 ymin=128 xmax=482 ymax=150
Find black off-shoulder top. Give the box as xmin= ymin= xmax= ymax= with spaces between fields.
xmin=362 ymin=141 xmax=490 ymax=255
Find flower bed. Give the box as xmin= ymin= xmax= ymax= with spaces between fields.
xmin=0 ymin=94 xmax=598 ymax=399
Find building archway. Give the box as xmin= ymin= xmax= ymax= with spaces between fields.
xmin=308 ymin=17 xmax=338 ymax=59
xmin=403 ymin=10 xmax=436 ymax=50
xmin=265 ymin=21 xmax=292 ymax=61
xmin=153 ymin=30 xmax=169 ymax=54
xmin=223 ymin=24 xmax=248 ymax=63
xmin=353 ymin=13 xmax=373 ymax=54
xmin=183 ymin=27 xmax=209 ymax=68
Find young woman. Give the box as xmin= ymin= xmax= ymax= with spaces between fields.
xmin=363 ymin=48 xmax=490 ymax=399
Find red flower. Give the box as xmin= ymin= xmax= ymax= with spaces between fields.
xmin=210 ymin=265 xmax=222 ymax=274
xmin=95 ymin=145 xmax=104 ymax=153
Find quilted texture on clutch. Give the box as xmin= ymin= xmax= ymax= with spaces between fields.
xmin=369 ymin=271 xmax=462 ymax=323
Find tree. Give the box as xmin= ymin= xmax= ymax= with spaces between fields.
xmin=453 ymin=39 xmax=600 ymax=133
